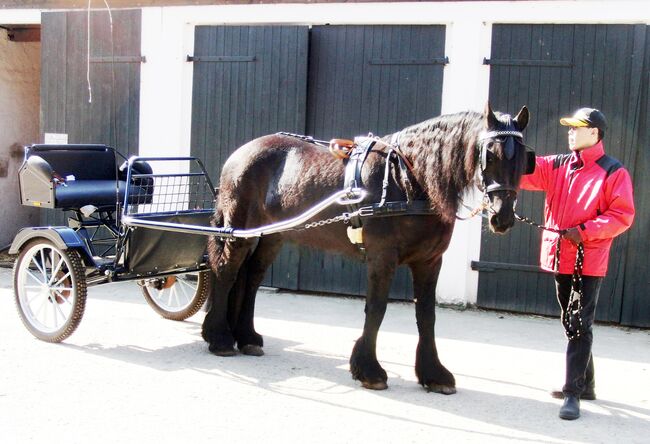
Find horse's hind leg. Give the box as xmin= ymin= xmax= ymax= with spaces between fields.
xmin=202 ymin=237 xmax=255 ymax=356
xmin=233 ymin=235 xmax=284 ymax=356
xmin=350 ymin=253 xmax=397 ymax=390
xmin=410 ymin=258 xmax=456 ymax=394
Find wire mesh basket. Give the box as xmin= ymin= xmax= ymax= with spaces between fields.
xmin=123 ymin=157 xmax=217 ymax=217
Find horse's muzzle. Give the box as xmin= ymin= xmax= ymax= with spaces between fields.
xmin=487 ymin=190 xmax=517 ymax=234
xmin=489 ymin=212 xmax=515 ymax=234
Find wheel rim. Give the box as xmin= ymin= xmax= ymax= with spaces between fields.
xmin=16 ymin=244 xmax=77 ymax=334
xmin=145 ymin=274 xmax=200 ymax=313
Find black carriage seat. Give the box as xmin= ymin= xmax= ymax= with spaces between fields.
xmin=18 ymin=144 xmax=153 ymax=211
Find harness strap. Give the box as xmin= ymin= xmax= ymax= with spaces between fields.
xmin=379 ymin=149 xmax=396 ymax=207
xmin=276 ymin=131 xmax=330 ymax=147
xmin=344 ymin=139 xmax=376 ymax=229
xmin=357 ymin=200 xmax=434 ymax=218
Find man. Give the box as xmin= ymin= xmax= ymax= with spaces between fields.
xmin=519 ymin=107 xmax=635 ymax=420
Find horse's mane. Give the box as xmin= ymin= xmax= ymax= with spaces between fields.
xmin=390 ymin=111 xmax=484 ymax=224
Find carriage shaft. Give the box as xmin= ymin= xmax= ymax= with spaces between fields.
xmin=121 ymin=188 xmax=366 ymax=239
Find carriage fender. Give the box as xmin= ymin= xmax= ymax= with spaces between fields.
xmin=9 ymin=227 xmax=92 ymax=262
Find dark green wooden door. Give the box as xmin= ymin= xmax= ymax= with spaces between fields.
xmin=190 ymin=25 xmax=446 ymax=300
xmin=40 ymin=10 xmax=142 ymax=226
xmin=189 ymin=26 xmax=309 ymax=289
xmin=477 ymin=24 xmax=648 ymax=326
xmin=620 ymin=28 xmax=650 ymax=327
xmin=301 ymin=25 xmax=447 ymax=299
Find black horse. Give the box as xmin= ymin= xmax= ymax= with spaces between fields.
xmin=203 ymin=104 xmax=530 ymax=394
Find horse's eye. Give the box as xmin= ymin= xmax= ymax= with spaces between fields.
xmin=485 ymin=141 xmax=495 ymax=150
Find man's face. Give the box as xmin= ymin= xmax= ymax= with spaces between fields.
xmin=568 ymin=126 xmax=598 ymax=151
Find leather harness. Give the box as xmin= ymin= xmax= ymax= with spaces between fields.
xmin=277 ymin=132 xmax=436 ymax=255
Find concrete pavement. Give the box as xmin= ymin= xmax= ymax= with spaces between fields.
xmin=0 ymin=266 xmax=648 ymax=443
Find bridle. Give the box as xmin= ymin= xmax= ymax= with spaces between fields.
xmin=477 ymin=129 xmax=525 ymax=194
xmin=458 ymin=123 xmax=534 ymax=220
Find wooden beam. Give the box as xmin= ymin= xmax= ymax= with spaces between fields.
xmin=0 ymin=0 xmax=499 ymax=8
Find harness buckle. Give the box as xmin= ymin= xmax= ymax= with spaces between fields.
xmin=358 ymin=206 xmax=374 ymax=217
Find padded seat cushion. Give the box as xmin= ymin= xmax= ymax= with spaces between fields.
xmin=55 ymin=180 xmax=151 ymax=209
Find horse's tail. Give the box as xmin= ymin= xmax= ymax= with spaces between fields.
xmin=204 ymin=204 xmax=254 ymax=328
xmin=207 ymin=204 xmax=225 ymax=264
xmin=205 ymin=202 xmax=225 ymax=313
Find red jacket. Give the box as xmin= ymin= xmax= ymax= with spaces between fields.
xmin=519 ymin=141 xmax=635 ymax=276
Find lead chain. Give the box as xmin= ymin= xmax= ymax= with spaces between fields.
xmin=563 ymin=243 xmax=585 ymax=341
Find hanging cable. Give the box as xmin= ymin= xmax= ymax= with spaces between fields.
xmin=100 ymin=0 xmax=122 ymax=246
xmin=102 ymin=0 xmax=117 ymax=148
xmin=86 ymin=0 xmax=92 ymax=103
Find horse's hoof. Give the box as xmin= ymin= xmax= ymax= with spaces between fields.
xmin=361 ymin=380 xmax=388 ymax=390
xmin=209 ymin=344 xmax=238 ymax=357
xmin=241 ymin=344 xmax=264 ymax=356
xmin=425 ymin=383 xmax=456 ymax=395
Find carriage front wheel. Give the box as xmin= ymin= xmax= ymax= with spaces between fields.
xmin=13 ymin=239 xmax=87 ymax=342
xmin=138 ymin=270 xmax=213 ymax=321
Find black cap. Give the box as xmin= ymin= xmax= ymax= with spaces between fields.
xmin=560 ymin=108 xmax=607 ymax=131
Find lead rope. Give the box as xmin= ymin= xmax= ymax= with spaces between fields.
xmin=516 ymin=213 xmax=584 ymax=340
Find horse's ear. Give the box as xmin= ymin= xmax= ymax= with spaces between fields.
xmin=514 ymin=106 xmax=530 ymax=131
xmin=484 ymin=102 xmax=499 ymax=129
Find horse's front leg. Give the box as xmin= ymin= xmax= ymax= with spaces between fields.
xmin=350 ymin=254 xmax=397 ymax=390
xmin=410 ymin=258 xmax=456 ymax=394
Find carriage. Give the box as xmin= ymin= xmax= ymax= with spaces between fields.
xmin=9 ymin=143 xmax=364 ymax=343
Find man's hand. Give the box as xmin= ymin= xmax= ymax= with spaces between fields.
xmin=564 ymin=227 xmax=583 ymax=245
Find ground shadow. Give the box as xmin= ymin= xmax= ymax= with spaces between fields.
xmin=62 ymin=329 xmax=650 ymax=443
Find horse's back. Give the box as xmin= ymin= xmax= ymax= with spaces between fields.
xmin=217 ymin=134 xmax=345 ymax=226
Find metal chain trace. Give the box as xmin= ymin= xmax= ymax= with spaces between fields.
xmin=300 ymin=213 xmax=351 ymax=230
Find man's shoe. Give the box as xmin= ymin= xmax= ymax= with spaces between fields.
xmin=551 ymin=389 xmax=596 ymax=400
xmin=559 ymin=395 xmax=581 ymax=420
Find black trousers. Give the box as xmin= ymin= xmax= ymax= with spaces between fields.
xmin=554 ymin=273 xmax=603 ymax=397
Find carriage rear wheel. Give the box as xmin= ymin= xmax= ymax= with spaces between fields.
xmin=13 ymin=239 xmax=87 ymax=342
xmin=138 ymin=270 xmax=213 ymax=321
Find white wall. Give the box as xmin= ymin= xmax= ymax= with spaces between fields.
xmin=139 ymin=1 xmax=650 ymax=305
xmin=0 ymin=27 xmax=41 ymax=247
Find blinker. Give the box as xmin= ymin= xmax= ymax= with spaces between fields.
xmin=504 ymin=136 xmax=515 ymax=160
xmin=478 ymin=130 xmax=524 ymax=171
xmin=525 ymin=148 xmax=536 ymax=175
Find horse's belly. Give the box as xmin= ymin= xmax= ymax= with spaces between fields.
xmin=284 ymin=224 xmax=362 ymax=258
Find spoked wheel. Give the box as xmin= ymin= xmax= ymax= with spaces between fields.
xmin=139 ymin=270 xmax=213 ymax=321
xmin=13 ymin=240 xmax=87 ymax=342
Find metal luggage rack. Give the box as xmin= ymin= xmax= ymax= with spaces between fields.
xmin=123 ymin=157 xmax=217 ymax=218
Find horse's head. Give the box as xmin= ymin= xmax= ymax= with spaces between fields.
xmin=479 ymin=104 xmax=533 ymax=234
